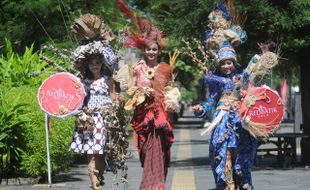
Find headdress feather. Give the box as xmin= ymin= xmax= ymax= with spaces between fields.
xmin=116 ymin=0 xmax=165 ymax=50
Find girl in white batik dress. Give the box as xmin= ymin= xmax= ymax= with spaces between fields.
xmin=69 ymin=13 xmax=128 ymax=190
xmin=70 ymin=63 xmax=113 ymax=155
xmin=69 ymin=44 xmax=118 ymax=190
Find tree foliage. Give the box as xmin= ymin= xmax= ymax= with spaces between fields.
xmin=131 ymin=0 xmax=309 ymax=74
xmin=1 ymin=0 xmax=308 ymax=79
xmin=0 ymin=0 xmax=125 ymax=51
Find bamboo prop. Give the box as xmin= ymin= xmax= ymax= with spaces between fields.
xmin=33 ymin=114 xmax=66 ymax=188
xmin=45 ymin=114 xmax=52 ymax=185
xmin=41 ymin=45 xmax=73 ymax=62
xmin=181 ymin=39 xmax=208 ymax=73
xmin=168 ymin=49 xmax=181 ymax=69
xmin=39 ymin=55 xmax=68 ymax=72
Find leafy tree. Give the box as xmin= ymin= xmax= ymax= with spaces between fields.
xmin=0 ymin=0 xmax=125 ymax=52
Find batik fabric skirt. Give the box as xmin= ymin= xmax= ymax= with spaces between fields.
xmin=70 ymin=112 xmax=107 ymax=154
xmin=209 ymin=109 xmax=258 ymax=190
xmin=131 ymin=103 xmax=174 ymax=190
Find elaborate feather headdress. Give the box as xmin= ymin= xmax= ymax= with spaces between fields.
xmin=116 ymin=0 xmax=165 ymax=50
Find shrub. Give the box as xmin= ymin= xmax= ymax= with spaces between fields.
xmin=0 ymin=86 xmax=75 ymax=178
xmin=16 ymin=86 xmax=75 ymax=178
xmin=0 ymin=88 xmax=29 ymax=178
xmin=0 ymin=39 xmax=80 ymax=179
xmin=0 ymin=39 xmax=56 ymax=88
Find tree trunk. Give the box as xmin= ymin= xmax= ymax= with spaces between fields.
xmin=299 ymin=48 xmax=310 ymax=164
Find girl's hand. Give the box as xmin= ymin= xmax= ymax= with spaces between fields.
xmin=117 ymin=93 xmax=125 ymax=102
xmin=113 ymin=93 xmax=125 ymax=102
xmin=192 ymin=104 xmax=203 ymax=114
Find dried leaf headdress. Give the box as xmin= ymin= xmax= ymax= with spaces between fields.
xmin=71 ymin=14 xmax=117 ymax=75
xmin=71 ymin=13 xmax=115 ymax=42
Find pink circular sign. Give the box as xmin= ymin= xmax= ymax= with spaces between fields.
xmin=239 ymin=85 xmax=284 ymax=136
xmin=37 ymin=72 xmax=85 ymax=119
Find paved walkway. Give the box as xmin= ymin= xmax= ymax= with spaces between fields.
xmin=2 ymin=110 xmax=310 ymax=190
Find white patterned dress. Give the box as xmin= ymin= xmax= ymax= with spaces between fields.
xmin=70 ymin=77 xmax=112 ymax=154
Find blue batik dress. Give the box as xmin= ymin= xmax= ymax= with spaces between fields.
xmin=197 ymin=71 xmax=257 ymax=190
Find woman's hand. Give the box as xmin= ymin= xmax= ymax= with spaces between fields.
xmin=142 ymin=87 xmax=154 ymax=97
xmin=192 ymin=104 xmax=203 ymax=114
xmin=166 ymin=104 xmax=176 ymax=112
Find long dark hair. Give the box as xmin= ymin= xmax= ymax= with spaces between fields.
xmin=82 ymin=54 xmax=112 ymax=80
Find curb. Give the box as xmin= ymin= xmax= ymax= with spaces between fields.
xmin=0 ymin=177 xmax=39 ymax=186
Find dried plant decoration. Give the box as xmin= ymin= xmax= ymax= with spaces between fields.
xmin=76 ymin=105 xmax=130 ymax=180
xmin=168 ymin=50 xmax=181 ymax=69
xmin=71 ymin=13 xmax=115 ymax=42
xmin=182 ymin=39 xmax=209 ymax=73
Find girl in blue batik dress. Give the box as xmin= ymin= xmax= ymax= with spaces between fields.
xmin=193 ymin=44 xmax=257 ymax=190
xmin=190 ymin=2 xmax=280 ymax=189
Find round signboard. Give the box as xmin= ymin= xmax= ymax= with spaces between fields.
xmin=239 ymin=85 xmax=284 ymax=137
xmin=37 ymin=72 xmax=85 ymax=119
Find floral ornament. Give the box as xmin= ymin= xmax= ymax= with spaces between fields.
xmin=116 ymin=0 xmax=166 ymax=51
xmin=145 ymin=68 xmax=155 ymax=79
xmin=164 ymin=86 xmax=181 ymax=112
xmin=229 ymin=24 xmax=247 ymax=44
xmin=245 ymin=94 xmax=256 ymax=107
xmin=74 ymin=81 xmax=82 ymax=89
xmin=58 ymin=105 xmax=69 ymax=115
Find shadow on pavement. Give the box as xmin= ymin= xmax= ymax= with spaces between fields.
xmin=173 ymin=139 xmax=209 ymax=145
xmin=174 ymin=125 xmax=203 ymax=129
xmin=175 ymin=120 xmax=203 ymax=124
xmin=172 ymin=157 xmax=211 ymax=168
xmin=51 ymin=172 xmax=85 ymax=183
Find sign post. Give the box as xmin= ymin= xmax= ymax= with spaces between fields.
xmin=36 ymin=72 xmax=85 ymax=187
xmin=45 ymin=114 xmax=52 ymax=185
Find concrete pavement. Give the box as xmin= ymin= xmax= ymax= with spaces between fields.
xmin=1 ymin=110 xmax=310 ymax=190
